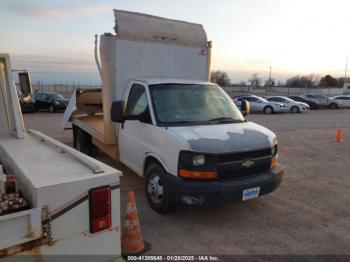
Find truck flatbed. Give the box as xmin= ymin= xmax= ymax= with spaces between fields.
xmin=72 ymin=114 xmax=104 ymax=142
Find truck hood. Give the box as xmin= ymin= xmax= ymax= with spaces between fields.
xmin=168 ymin=121 xmax=276 ymax=154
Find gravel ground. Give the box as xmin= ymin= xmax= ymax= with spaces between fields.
xmin=23 ymin=109 xmax=350 ymax=256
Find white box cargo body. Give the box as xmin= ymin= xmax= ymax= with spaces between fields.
xmin=0 ymin=54 xmax=122 ymax=259
xmin=63 ymin=9 xmax=211 ymax=152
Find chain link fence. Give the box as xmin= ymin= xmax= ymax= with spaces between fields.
xmin=27 ymin=83 xmax=102 ymax=98
xmin=222 ymin=86 xmax=347 ymax=98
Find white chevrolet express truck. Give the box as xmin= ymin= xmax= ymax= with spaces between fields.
xmin=62 ymin=10 xmax=284 ymax=213
xmin=0 ymin=54 xmax=122 ymax=259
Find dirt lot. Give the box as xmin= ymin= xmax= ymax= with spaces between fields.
xmin=23 ymin=110 xmax=350 ymax=255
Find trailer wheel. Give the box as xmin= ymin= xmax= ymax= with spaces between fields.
xmin=145 ymin=162 xmax=174 ymax=214
xmin=75 ymin=127 xmax=92 ymax=155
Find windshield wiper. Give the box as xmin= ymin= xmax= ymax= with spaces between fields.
xmin=207 ymin=117 xmax=244 ymax=123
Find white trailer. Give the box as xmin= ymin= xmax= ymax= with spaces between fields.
xmin=63 ymin=10 xmax=284 ymax=214
xmin=0 ymin=54 xmax=122 ymax=260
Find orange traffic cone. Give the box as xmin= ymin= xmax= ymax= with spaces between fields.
xmin=122 ymin=191 xmax=149 ymax=256
xmin=336 ymin=128 xmax=343 ymax=142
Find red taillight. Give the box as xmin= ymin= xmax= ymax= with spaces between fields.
xmin=89 ymin=186 xmax=111 ymax=233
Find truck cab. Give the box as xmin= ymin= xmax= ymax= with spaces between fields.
xmin=110 ymin=78 xmax=283 ymax=212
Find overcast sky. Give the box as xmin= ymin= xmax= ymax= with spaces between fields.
xmin=1 ymin=0 xmax=350 ymax=84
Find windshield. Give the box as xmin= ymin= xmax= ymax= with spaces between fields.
xmin=257 ymin=97 xmax=268 ymax=103
xmin=50 ymin=94 xmax=64 ymax=100
xmin=282 ymin=97 xmax=294 ymax=103
xmin=149 ymin=84 xmax=245 ymax=126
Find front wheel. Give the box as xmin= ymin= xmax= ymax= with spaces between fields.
xmin=329 ymin=103 xmax=338 ymax=109
xmin=49 ymin=105 xmax=56 ymax=113
xmin=291 ymin=106 xmax=299 ymax=113
xmin=145 ymin=163 xmax=174 ymax=214
xmin=263 ymin=106 xmax=274 ymax=114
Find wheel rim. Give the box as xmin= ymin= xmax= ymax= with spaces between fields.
xmin=50 ymin=106 xmax=54 ymax=112
xmin=265 ymin=107 xmax=272 ymax=114
xmin=147 ymin=174 xmax=164 ymax=204
xmin=292 ymin=107 xmax=298 ymax=113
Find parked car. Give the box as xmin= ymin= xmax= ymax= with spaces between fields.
xmin=32 ymin=92 xmax=69 ymax=113
xmin=266 ymin=96 xmax=309 ymax=113
xmin=288 ymin=96 xmax=319 ymax=109
xmin=19 ymin=96 xmax=36 ymax=113
xmin=330 ymin=95 xmax=350 ymax=108
xmin=234 ymin=95 xmax=286 ymax=114
xmin=301 ymin=94 xmax=343 ymax=109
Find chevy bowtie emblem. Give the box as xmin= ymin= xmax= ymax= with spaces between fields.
xmin=242 ymin=159 xmax=255 ymax=168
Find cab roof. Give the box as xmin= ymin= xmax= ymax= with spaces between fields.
xmin=133 ymin=77 xmax=213 ymax=86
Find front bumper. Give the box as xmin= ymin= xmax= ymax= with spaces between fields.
xmin=20 ymin=103 xmax=36 ymax=112
xmin=53 ymin=104 xmax=67 ymax=110
xmin=166 ymin=164 xmax=284 ymax=205
xmin=299 ymin=106 xmax=310 ymax=112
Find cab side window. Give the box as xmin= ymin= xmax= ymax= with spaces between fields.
xmin=42 ymin=94 xmax=49 ymax=101
xmin=126 ymin=84 xmax=152 ymax=124
xmin=249 ymin=97 xmax=259 ymax=103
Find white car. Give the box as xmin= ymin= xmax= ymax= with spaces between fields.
xmin=330 ymin=95 xmax=350 ymax=108
xmin=266 ymin=96 xmax=310 ymax=113
xmin=302 ymin=94 xmax=343 ymax=109
xmin=234 ymin=95 xmax=286 ymax=114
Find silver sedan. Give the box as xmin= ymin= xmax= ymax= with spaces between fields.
xmin=234 ymin=95 xmax=286 ymax=114
xmin=267 ymin=96 xmax=310 ymax=113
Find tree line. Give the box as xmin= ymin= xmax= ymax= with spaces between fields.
xmin=210 ymin=70 xmax=345 ymax=88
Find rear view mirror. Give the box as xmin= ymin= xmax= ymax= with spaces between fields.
xmin=241 ymin=100 xmax=250 ymax=117
xmin=111 ymin=101 xmax=125 ymax=123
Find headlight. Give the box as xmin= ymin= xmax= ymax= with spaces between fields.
xmin=178 ymin=151 xmax=217 ymax=179
xmin=193 ymin=155 xmax=205 ymax=167
xmin=270 ymin=145 xmax=278 ymax=169
xmin=271 ymin=145 xmax=278 ymax=156
xmin=54 ymin=101 xmax=60 ymax=105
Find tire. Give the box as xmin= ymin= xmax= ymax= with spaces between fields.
xmin=74 ymin=127 xmax=92 ymax=155
xmin=329 ymin=103 xmax=338 ymax=109
xmin=49 ymin=105 xmax=56 ymax=113
xmin=263 ymin=106 xmax=274 ymax=114
xmin=291 ymin=106 xmax=299 ymax=113
xmin=145 ymin=162 xmax=174 ymax=214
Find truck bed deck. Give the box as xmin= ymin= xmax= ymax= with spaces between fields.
xmin=72 ymin=114 xmax=104 ymax=142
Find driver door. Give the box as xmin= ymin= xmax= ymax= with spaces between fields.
xmin=246 ymin=97 xmax=260 ymax=112
xmin=118 ymin=83 xmax=153 ymax=175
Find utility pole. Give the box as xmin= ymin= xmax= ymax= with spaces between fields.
xmin=266 ymin=66 xmax=272 ymax=96
xmin=345 ymin=55 xmax=348 ymax=79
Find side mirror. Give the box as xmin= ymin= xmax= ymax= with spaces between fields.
xmin=241 ymin=100 xmax=250 ymax=117
xmin=111 ymin=101 xmax=125 ymax=123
